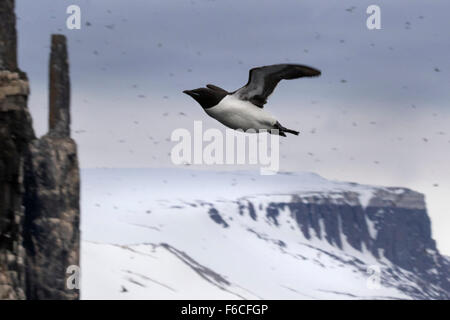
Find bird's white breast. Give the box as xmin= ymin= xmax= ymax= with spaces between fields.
xmin=205 ymin=95 xmax=277 ymax=131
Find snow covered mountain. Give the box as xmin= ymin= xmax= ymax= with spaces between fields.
xmin=80 ymin=168 xmax=449 ymax=299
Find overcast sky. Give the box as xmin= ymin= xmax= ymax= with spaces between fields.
xmin=16 ymin=0 xmax=450 ymax=254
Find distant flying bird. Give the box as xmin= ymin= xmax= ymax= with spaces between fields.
xmin=183 ymin=64 xmax=321 ymax=136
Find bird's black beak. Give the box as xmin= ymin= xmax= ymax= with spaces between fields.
xmin=183 ymin=90 xmax=199 ymax=99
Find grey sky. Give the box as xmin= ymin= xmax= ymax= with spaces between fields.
xmin=16 ymin=0 xmax=450 ymax=254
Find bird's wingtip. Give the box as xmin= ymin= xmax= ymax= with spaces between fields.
xmin=305 ymin=66 xmax=321 ymax=77
xmin=294 ymin=64 xmax=321 ymax=77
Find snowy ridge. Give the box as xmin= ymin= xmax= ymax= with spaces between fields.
xmin=81 ymin=168 xmax=449 ymax=299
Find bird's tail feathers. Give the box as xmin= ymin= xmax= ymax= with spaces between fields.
xmin=274 ymin=122 xmax=299 ymax=136
xmin=283 ymin=128 xmax=299 ymax=136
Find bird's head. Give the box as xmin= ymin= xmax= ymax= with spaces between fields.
xmin=183 ymin=87 xmax=226 ymax=109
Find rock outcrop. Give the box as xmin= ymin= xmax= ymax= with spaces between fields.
xmin=22 ymin=35 xmax=80 ymax=300
xmin=0 ymin=0 xmax=32 ymax=300
xmin=0 ymin=0 xmax=18 ymax=72
xmin=234 ymin=187 xmax=450 ymax=299
xmin=49 ymin=35 xmax=71 ymax=138
xmin=0 ymin=1 xmax=80 ymax=300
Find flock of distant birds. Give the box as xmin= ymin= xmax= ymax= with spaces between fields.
xmin=18 ymin=5 xmax=447 ymax=188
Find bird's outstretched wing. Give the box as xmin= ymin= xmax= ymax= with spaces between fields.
xmin=233 ymin=64 xmax=321 ymax=108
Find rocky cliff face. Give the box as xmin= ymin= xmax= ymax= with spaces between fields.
xmin=0 ymin=0 xmax=33 ymax=300
xmin=0 ymin=1 xmax=80 ymax=300
xmin=233 ymin=187 xmax=450 ymax=299
xmin=0 ymin=68 xmax=31 ymax=300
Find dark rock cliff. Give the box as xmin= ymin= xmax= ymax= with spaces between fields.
xmin=0 ymin=1 xmax=80 ymax=300
xmin=233 ymin=187 xmax=450 ymax=299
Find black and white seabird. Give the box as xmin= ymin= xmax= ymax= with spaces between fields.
xmin=183 ymin=64 xmax=321 ymax=137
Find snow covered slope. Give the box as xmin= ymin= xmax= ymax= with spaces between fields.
xmin=80 ymin=169 xmax=449 ymax=299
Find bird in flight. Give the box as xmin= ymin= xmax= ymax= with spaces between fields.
xmin=183 ymin=64 xmax=321 ymax=136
